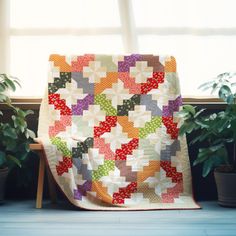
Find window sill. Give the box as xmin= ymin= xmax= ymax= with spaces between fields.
xmin=10 ymin=96 xmax=225 ymax=104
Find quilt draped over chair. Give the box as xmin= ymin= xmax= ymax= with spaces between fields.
xmin=37 ymin=54 xmax=199 ymax=210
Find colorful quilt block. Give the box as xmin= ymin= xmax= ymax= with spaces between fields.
xmin=38 ymin=54 xmax=199 ymax=210
xmin=94 ymin=94 xmax=117 ymax=116
xmin=71 ymin=72 xmax=94 ymax=95
xmin=94 ymin=72 xmax=118 ymax=94
xmin=95 ymin=55 xmax=118 ymax=72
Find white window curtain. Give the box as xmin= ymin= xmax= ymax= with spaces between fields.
xmin=0 ymin=0 xmax=236 ymax=98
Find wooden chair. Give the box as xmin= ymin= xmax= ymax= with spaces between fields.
xmin=29 ymin=144 xmax=57 ymax=209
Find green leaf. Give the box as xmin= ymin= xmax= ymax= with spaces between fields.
xmin=226 ymin=94 xmax=234 ymax=104
xmin=217 ymin=119 xmax=230 ymax=133
xmin=202 ymin=158 xmax=214 ymax=177
xmin=194 ymin=108 xmax=206 ymax=118
xmin=0 ymin=83 xmax=6 ymax=92
xmin=177 ymin=109 xmax=191 ymax=119
xmin=13 ymin=80 xmax=21 ymax=88
xmin=198 ymin=80 xmax=214 ymax=90
xmin=6 ymin=154 xmax=21 ymax=168
xmin=24 ymin=110 xmax=34 ymax=116
xmin=202 ymin=146 xmax=228 ymax=177
xmin=5 ymin=78 xmax=16 ymax=91
xmin=0 ymin=93 xmax=7 ymax=102
xmin=26 ymin=129 xmax=36 ymax=139
xmin=208 ymin=143 xmax=224 ymax=152
xmin=3 ymin=127 xmax=17 ymax=139
xmin=210 ymin=83 xmax=219 ymax=94
xmin=24 ymin=142 xmax=30 ymax=152
xmin=194 ymin=152 xmax=209 ymax=166
xmin=183 ymin=105 xmax=196 ymax=115
xmin=0 ymin=151 xmax=6 ymax=166
xmin=179 ymin=121 xmax=198 ymax=136
xmin=189 ymin=135 xmax=202 ymax=145
xmin=5 ymin=138 xmax=17 ymax=151
xmin=218 ymin=85 xmax=232 ymax=102
xmin=195 ymin=120 xmax=209 ymax=128
xmin=20 ymin=152 xmax=29 ymax=161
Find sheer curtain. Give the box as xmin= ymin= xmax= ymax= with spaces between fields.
xmin=0 ymin=0 xmax=236 ymax=97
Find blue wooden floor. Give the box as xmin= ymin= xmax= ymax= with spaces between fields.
xmin=0 ymin=201 xmax=236 ymax=236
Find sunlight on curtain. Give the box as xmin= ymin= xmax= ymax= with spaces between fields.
xmin=7 ymin=0 xmax=236 ymax=97
xmin=133 ymin=0 xmax=236 ymax=96
xmin=9 ymin=0 xmax=122 ymax=96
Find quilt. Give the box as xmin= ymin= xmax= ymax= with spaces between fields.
xmin=37 ymin=54 xmax=199 ymax=210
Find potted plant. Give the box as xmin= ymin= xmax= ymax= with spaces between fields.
xmin=0 ymin=74 xmax=35 ymax=203
xmin=178 ymin=72 xmax=236 ymax=207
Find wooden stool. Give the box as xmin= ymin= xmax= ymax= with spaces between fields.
xmin=29 ymin=144 xmax=57 ymax=209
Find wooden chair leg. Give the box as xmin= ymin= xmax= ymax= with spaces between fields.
xmin=36 ymin=152 xmax=45 ymax=209
xmin=46 ymin=168 xmax=57 ymax=204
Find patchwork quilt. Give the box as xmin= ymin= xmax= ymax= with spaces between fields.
xmin=37 ymin=54 xmax=199 ymax=210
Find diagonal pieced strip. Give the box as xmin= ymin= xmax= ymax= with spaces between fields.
xmin=115 ymin=160 xmax=137 ymax=182
xmin=160 ymin=140 xmax=181 ymax=161
xmin=161 ymin=161 xmax=183 ymax=183
xmin=74 ymin=180 xmax=92 ymax=200
xmin=162 ymin=117 xmax=179 ymax=139
xmin=49 ymin=115 xmax=72 ymax=137
xmin=49 ymin=54 xmax=71 ymax=72
xmin=72 ymin=138 xmax=93 ymax=159
xmin=140 ymin=94 xmax=162 ymax=116
xmin=71 ymin=54 xmax=95 ymax=72
xmin=161 ymin=182 xmax=183 ymax=203
xmin=51 ymin=137 xmax=72 ymax=156
xmin=71 ymin=94 xmax=94 ymax=115
xmin=112 ymin=182 xmax=137 ymax=204
xmin=73 ymin=158 xmax=92 ymax=181
xmin=118 ymin=54 xmax=142 ymax=72
xmin=95 ymin=94 xmax=117 ymax=116
xmin=162 ymin=96 xmax=182 ymax=117
xmin=141 ymin=55 xmax=164 ymax=72
xmin=56 ymin=156 xmax=72 ymax=176
xmin=137 ymin=183 xmax=162 ymax=203
xmin=117 ymin=95 xmax=140 ymax=116
xmin=137 ymin=160 xmax=160 ymax=182
xmin=117 ymin=116 xmax=139 ymax=138
xmin=141 ymin=72 xmax=165 ymax=94
xmin=48 ymin=72 xmax=71 ymax=94
xmin=118 ymin=72 xmax=141 ymax=94
xmin=95 ymin=72 xmax=118 ymax=94
xmin=115 ymin=138 xmax=139 ymax=160
xmin=94 ymin=138 xmax=115 ymax=160
xmin=139 ymin=117 xmax=162 ymax=138
xmin=94 ymin=116 xmax=117 ymax=138
xmin=92 ymin=160 xmax=115 ymax=181
xmin=72 ymin=72 xmax=94 ymax=94
xmin=48 ymin=93 xmax=72 ymax=115
xmin=91 ymin=181 xmax=113 ymax=204
xmin=165 ymin=56 xmax=176 ymax=72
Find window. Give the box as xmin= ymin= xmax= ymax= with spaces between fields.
xmin=133 ymin=0 xmax=236 ymax=97
xmin=0 ymin=0 xmax=236 ymax=97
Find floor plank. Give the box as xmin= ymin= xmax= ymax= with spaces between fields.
xmin=0 ymin=201 xmax=236 ymax=236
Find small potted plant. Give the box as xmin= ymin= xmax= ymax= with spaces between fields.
xmin=178 ymin=72 xmax=236 ymax=207
xmin=0 ymin=74 xmax=35 ymax=203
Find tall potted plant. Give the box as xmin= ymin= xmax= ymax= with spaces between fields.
xmin=0 ymin=74 xmax=35 ymax=202
xmin=178 ymin=72 xmax=236 ymax=207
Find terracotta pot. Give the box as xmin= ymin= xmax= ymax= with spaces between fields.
xmin=214 ymin=167 xmax=236 ymax=207
xmin=0 ymin=167 xmax=9 ymax=203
